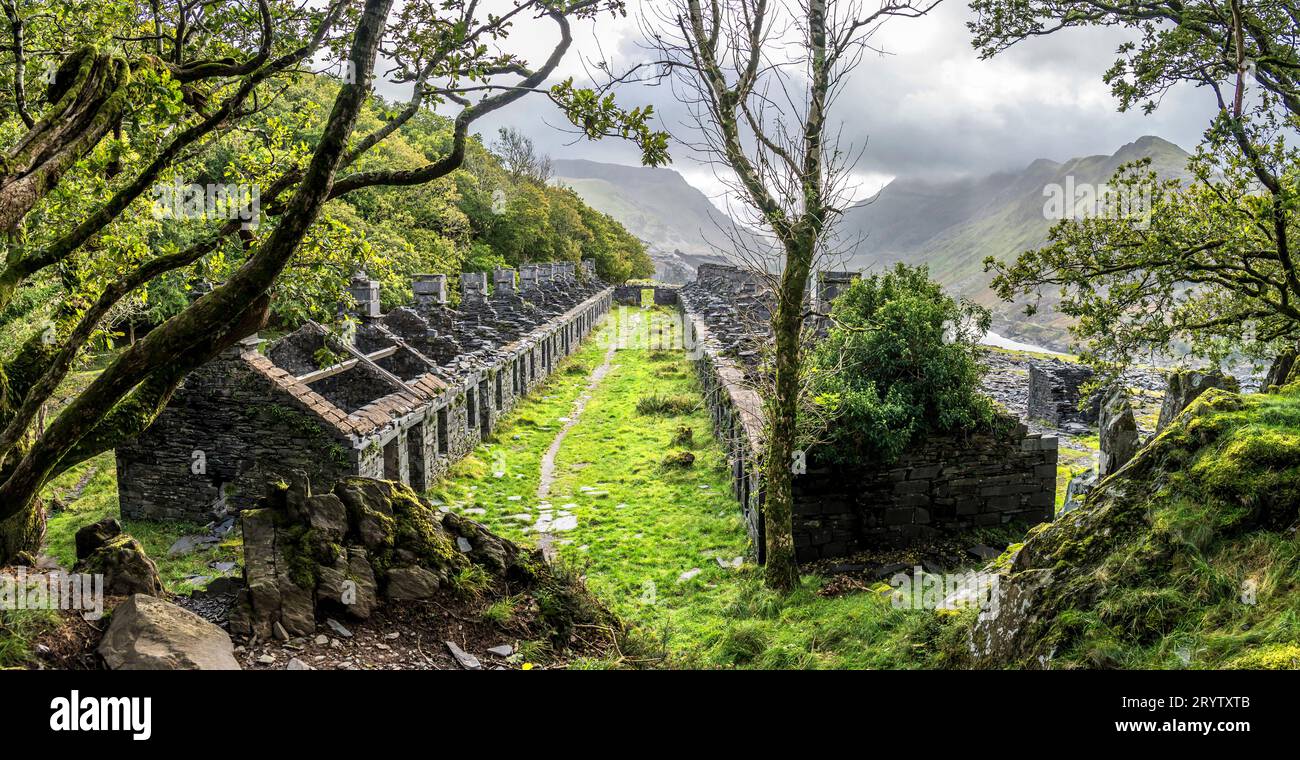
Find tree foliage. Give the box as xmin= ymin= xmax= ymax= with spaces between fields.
xmin=0 ymin=0 xmax=666 ymax=562
xmin=972 ymin=0 xmax=1300 ymax=373
xmin=810 ymin=264 xmax=995 ymax=464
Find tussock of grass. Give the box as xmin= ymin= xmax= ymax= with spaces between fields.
xmin=635 ymin=393 xmax=697 ymax=416
xmin=483 ymin=597 xmax=517 ymax=625
xmin=661 ymin=451 xmax=695 ymax=469
xmin=0 ymin=608 xmax=61 ymax=668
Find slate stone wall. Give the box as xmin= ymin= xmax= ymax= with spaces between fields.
xmin=1027 ymin=361 xmax=1098 ymax=425
xmin=116 ymin=352 xmax=355 ymax=521
xmin=613 ymin=284 xmax=680 ymax=306
xmin=686 ymin=313 xmax=766 ymax=560
xmin=790 ymin=430 xmax=1057 ymax=561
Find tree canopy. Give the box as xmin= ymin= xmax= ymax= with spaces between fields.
xmin=0 ymin=0 xmax=666 ymax=562
xmin=973 ymin=0 xmax=1300 ymax=373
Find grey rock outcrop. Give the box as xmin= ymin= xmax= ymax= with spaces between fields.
xmin=1059 ymin=469 xmax=1098 ymax=515
xmin=229 ymin=472 xmax=532 ymax=639
xmin=99 ymin=594 xmax=240 ymax=670
xmin=1156 ymin=369 xmax=1239 ymax=431
xmin=385 ymin=566 xmax=443 ymax=601
xmin=1264 ymin=345 xmax=1298 ymax=391
xmin=1098 ymin=387 xmax=1139 ymax=477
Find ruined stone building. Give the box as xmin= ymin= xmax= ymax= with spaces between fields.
xmin=117 ymin=262 xmax=612 ymax=521
xmin=678 ymin=264 xmax=1058 ymax=562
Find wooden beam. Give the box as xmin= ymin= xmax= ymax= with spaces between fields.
xmin=296 ymin=346 xmax=399 ymax=384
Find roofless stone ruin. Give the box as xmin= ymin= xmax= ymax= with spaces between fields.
xmin=116 ymin=261 xmax=610 ymax=521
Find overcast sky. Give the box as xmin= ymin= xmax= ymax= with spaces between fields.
xmin=393 ymin=1 xmax=1217 ymax=210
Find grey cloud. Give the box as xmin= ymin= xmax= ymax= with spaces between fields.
xmin=450 ymin=4 xmax=1217 ymax=181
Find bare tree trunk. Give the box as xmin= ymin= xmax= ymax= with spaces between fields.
xmin=763 ymin=229 xmax=817 ymax=589
xmin=626 ymin=0 xmax=938 ymax=589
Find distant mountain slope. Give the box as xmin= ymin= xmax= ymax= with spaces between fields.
xmin=552 ymin=159 xmax=746 ymax=282
xmin=837 ymin=135 xmax=1193 ymax=348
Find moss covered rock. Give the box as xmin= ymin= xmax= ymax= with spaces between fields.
xmin=72 ymin=517 xmax=162 ymax=596
xmin=963 ymin=386 xmax=1300 ymax=669
xmin=232 ymin=473 xmax=617 ymax=649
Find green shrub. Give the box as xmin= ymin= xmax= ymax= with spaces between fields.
xmin=809 ymin=263 xmax=996 ymax=464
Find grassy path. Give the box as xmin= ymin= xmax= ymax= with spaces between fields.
xmin=436 ymin=307 xmax=946 ymax=668
xmin=533 ymin=331 xmax=620 ymax=561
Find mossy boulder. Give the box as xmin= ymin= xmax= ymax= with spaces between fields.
xmin=72 ymin=517 xmax=162 ymax=596
xmin=962 ymin=386 xmax=1300 ymax=669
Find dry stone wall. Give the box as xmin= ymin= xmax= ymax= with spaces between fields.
xmin=791 ymin=432 xmax=1057 ymax=560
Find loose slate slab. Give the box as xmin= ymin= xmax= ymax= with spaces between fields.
xmin=445 ymin=641 xmax=483 ymax=670
xmin=98 ymin=594 xmax=241 ymax=670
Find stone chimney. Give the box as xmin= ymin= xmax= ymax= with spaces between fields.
xmin=493 ymin=268 xmax=517 ymax=295
xmin=413 ymin=274 xmax=447 ymax=309
xmin=520 ymin=264 xmax=540 ymax=290
xmin=461 ymin=271 xmax=489 ymax=303
xmin=348 ymin=271 xmax=381 ymax=318
xmin=816 ymin=270 xmax=859 ymax=314
xmin=581 ymin=259 xmax=597 ymax=282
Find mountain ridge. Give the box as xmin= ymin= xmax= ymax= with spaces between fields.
xmin=835 ymin=135 xmax=1192 ymax=347
xmin=552 ymin=136 xmax=1192 ymax=347
xmin=551 ymin=158 xmax=746 ymax=282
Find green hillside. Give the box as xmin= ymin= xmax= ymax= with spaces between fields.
xmin=552 ymin=159 xmax=749 ymax=282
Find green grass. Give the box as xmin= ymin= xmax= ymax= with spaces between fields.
xmin=40 ymin=453 xmax=242 ymax=594
xmin=436 ymin=307 xmax=954 ymax=669
xmin=982 ymin=345 xmax=1078 ymax=363
xmin=0 ymin=608 xmax=62 ymax=669
xmin=1056 ymin=434 xmax=1100 ymax=510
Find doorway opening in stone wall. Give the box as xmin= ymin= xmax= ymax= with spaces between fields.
xmin=406 ymin=424 xmax=426 ymax=491
xmin=478 ymin=380 xmax=491 ymax=439
xmin=382 ymin=437 xmax=401 ymax=481
xmin=436 ymin=407 xmax=449 ymax=456
xmin=466 ymin=387 xmax=477 ymax=433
